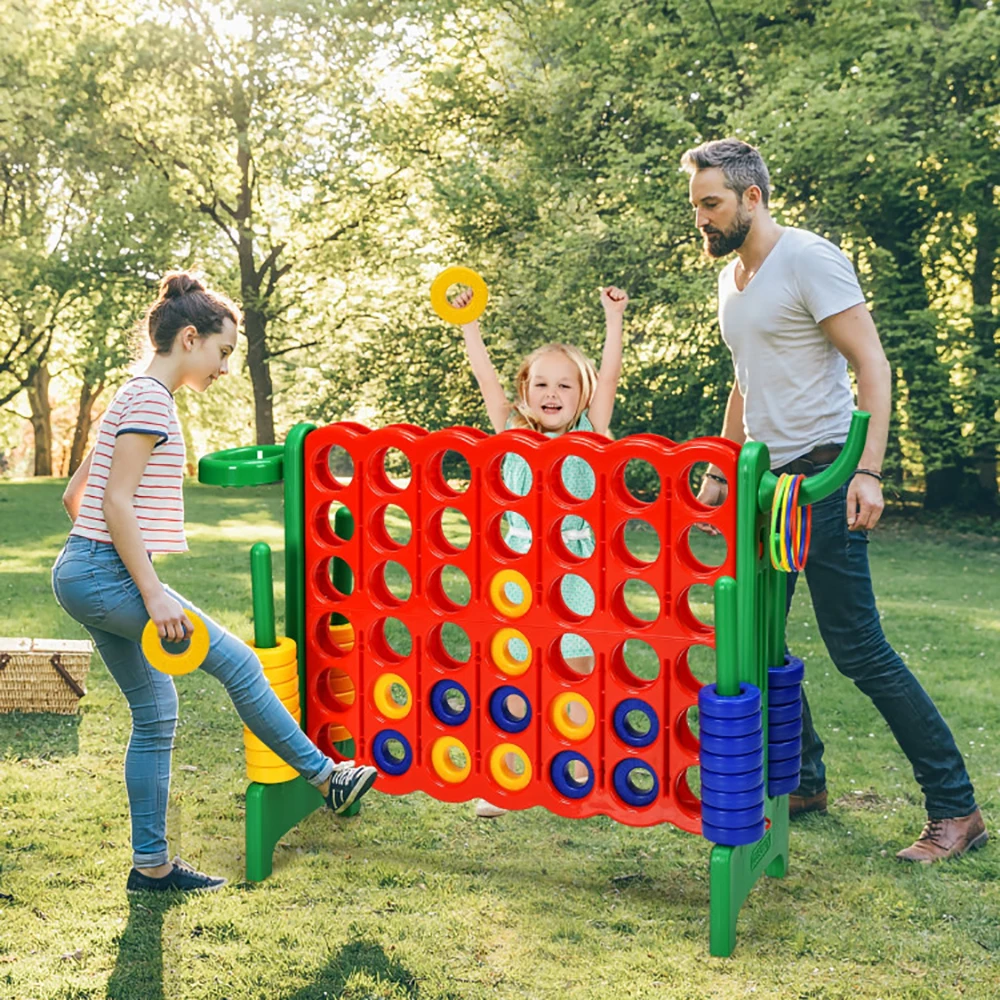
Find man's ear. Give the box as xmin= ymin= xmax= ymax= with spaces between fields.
xmin=743 ymin=184 xmax=764 ymax=212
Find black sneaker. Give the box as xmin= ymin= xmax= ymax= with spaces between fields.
xmin=324 ymin=761 xmax=378 ymax=814
xmin=126 ymin=856 xmax=227 ymax=894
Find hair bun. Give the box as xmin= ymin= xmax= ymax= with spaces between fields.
xmin=159 ymin=271 xmax=205 ymax=300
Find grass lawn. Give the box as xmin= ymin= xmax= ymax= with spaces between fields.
xmin=1 ymin=478 xmax=998 ymax=1000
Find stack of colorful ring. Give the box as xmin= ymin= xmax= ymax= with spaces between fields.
xmin=244 ymin=636 xmax=301 ymax=784
xmin=769 ymin=473 xmax=812 ymax=572
xmin=767 ymin=654 xmax=804 ymax=796
xmin=697 ymin=682 xmax=766 ymax=846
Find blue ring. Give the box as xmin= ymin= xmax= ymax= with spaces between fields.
xmin=702 ymin=819 xmax=765 ymax=846
xmin=768 ymin=736 xmax=803 ymax=762
xmin=768 ymin=719 xmax=803 ymax=743
xmin=768 ymin=685 xmax=801 ymax=707
xmin=701 ymin=800 xmax=766 ymax=828
xmin=769 ymin=755 xmax=802 ymax=779
xmin=430 ymin=679 xmax=471 ymax=726
xmin=700 ymin=783 xmax=765 ymax=811
xmin=612 ymin=760 xmax=659 ymax=808
xmin=699 ymin=711 xmax=763 ymax=738
xmin=613 ymin=698 xmax=659 ymax=748
xmin=700 ymin=747 xmax=764 ymax=774
xmin=768 ymin=700 xmax=802 ymax=726
xmin=550 ymin=751 xmax=594 ymax=799
xmin=769 ymin=658 xmax=804 ymax=688
xmin=699 ymin=729 xmax=763 ymax=756
xmin=489 ymin=685 xmax=532 ymax=734
xmin=697 ymin=682 xmax=761 ymax=719
xmin=768 ymin=774 xmax=800 ymax=797
xmin=700 ymin=767 xmax=764 ymax=794
xmin=371 ymin=729 xmax=412 ymax=776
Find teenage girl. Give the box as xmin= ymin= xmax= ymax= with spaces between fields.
xmin=54 ymin=272 xmax=377 ymax=892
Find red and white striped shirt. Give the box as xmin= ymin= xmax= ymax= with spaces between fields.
xmin=71 ymin=376 xmax=188 ymax=553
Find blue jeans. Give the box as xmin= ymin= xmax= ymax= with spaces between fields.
xmin=782 ymin=475 xmax=977 ymax=819
xmin=52 ymin=535 xmax=334 ymax=868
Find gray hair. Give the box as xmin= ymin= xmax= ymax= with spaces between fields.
xmin=680 ymin=138 xmax=771 ymax=207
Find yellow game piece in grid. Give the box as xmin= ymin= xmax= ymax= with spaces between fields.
xmin=429 ymin=267 xmax=489 ymax=325
xmin=490 ymin=743 xmax=532 ymax=791
xmin=489 ymin=569 xmax=532 ymax=619
xmin=141 ymin=612 xmax=210 ymax=676
xmin=550 ymin=692 xmax=596 ymax=741
xmin=490 ymin=627 xmax=532 ymax=676
xmin=431 ymin=736 xmax=471 ymax=783
xmin=372 ymin=673 xmax=412 ymax=720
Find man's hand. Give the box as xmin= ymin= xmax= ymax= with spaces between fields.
xmin=695 ymin=471 xmax=727 ymax=535
xmin=846 ymin=473 xmax=884 ymax=531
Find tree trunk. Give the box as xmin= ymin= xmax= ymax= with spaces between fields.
xmin=26 ymin=363 xmax=53 ymax=476
xmin=68 ymin=378 xmax=105 ymax=475
xmin=969 ymin=182 xmax=998 ymax=512
xmin=242 ymin=299 xmax=275 ymax=445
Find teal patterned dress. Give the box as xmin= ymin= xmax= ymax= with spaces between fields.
xmin=501 ymin=413 xmax=596 ymax=661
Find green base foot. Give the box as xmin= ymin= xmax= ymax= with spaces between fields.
xmin=245 ymin=777 xmax=323 ymax=882
xmin=708 ymin=796 xmax=790 ymax=956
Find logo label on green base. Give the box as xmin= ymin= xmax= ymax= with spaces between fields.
xmin=751 ymin=830 xmax=773 ymax=869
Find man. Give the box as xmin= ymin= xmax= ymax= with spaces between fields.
xmin=682 ymin=137 xmax=986 ymax=862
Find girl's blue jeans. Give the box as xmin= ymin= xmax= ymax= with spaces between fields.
xmin=52 ymin=535 xmax=335 ymax=868
xmin=782 ymin=475 xmax=977 ymax=820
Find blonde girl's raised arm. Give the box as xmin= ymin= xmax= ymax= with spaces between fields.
xmin=587 ymin=286 xmax=628 ymax=437
xmin=461 ymin=317 xmax=512 ymax=434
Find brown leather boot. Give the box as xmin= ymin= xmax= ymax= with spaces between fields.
xmin=895 ymin=808 xmax=988 ymax=863
xmin=789 ymin=789 xmax=828 ymax=817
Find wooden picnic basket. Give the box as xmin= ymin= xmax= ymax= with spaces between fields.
xmin=0 ymin=638 xmax=92 ymax=715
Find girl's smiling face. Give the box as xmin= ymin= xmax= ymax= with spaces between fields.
xmin=525 ymin=351 xmax=583 ymax=432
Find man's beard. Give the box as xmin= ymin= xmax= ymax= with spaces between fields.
xmin=702 ymin=206 xmax=752 ymax=258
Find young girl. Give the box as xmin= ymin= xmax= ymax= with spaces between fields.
xmin=54 ymin=272 xmax=377 ymax=893
xmin=456 ymin=283 xmax=629 ymax=816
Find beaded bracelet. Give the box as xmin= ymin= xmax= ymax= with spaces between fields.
xmin=854 ymin=468 xmax=883 ymax=481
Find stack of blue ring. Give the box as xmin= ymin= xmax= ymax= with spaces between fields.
xmin=697 ymin=681 xmax=766 ymax=846
xmin=768 ymin=655 xmax=804 ymax=796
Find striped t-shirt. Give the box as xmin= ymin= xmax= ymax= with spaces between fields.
xmin=71 ymin=376 xmax=188 ymax=553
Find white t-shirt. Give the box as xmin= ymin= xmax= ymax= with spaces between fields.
xmin=718 ymin=227 xmax=866 ymax=468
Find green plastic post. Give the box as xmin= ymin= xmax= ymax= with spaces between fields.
xmin=250 ymin=543 xmax=277 ymax=650
xmin=714 ymin=577 xmax=739 ymax=697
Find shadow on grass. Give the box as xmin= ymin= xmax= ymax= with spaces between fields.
xmin=0 ymin=711 xmax=80 ymax=759
xmin=107 ymin=893 xmax=187 ymax=1000
xmin=282 ymin=938 xmax=419 ymax=999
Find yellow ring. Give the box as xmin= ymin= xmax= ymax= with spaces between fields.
xmin=430 ymin=266 xmax=489 ymax=325
xmin=550 ymin=692 xmax=596 ymax=741
xmin=489 ymin=570 xmax=532 ymax=619
xmin=141 ymin=612 xmax=210 ymax=676
xmin=431 ymin=736 xmax=472 ymax=783
xmin=329 ymin=622 xmax=356 ymax=653
xmin=490 ymin=628 xmax=532 ymax=676
xmin=489 ymin=743 xmax=532 ymax=791
xmin=269 ymin=676 xmax=300 ymax=703
xmin=247 ymin=763 xmax=298 ymax=784
xmin=372 ymin=673 xmax=412 ymax=720
xmin=261 ymin=662 xmax=298 ymax=686
xmin=245 ymin=746 xmax=286 ymax=765
xmin=325 ymin=668 xmax=357 ymax=707
xmin=248 ymin=636 xmax=297 ymax=669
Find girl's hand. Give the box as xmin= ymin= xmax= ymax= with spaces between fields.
xmin=145 ymin=589 xmax=194 ymax=643
xmin=452 ymin=286 xmax=481 ymax=335
xmin=601 ymin=286 xmax=629 ymax=316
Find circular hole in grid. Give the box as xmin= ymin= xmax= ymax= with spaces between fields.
xmin=326 ymin=445 xmax=354 ymax=487
xmin=612 ymin=639 xmax=661 ymax=686
xmin=679 ymin=767 xmax=701 ymax=811
xmin=492 ymin=451 xmax=533 ymax=503
xmin=428 ymin=622 xmax=471 ymax=668
xmin=436 ymin=449 xmax=471 ymax=495
xmin=372 ymin=560 xmax=412 ymax=607
xmin=552 ymin=515 xmax=595 ymax=562
xmin=683 ymin=584 xmax=715 ymax=629
xmin=427 ymin=564 xmax=472 ymax=612
xmin=501 ymin=691 xmax=528 ymax=723
xmin=443 ymin=685 xmax=468 ymax=716
xmin=621 ymin=518 xmax=660 ymax=565
xmin=684 ymin=525 xmax=728 ymax=570
xmin=371 ymin=617 xmax=412 ymax=661
xmin=624 ymin=706 xmax=653 ymax=741
xmin=389 ymin=680 xmax=409 ymax=709
xmin=552 ymin=455 xmax=596 ymax=504
xmin=428 ymin=507 xmax=471 ymax=554
xmin=382 ymin=737 xmax=408 ymax=768
xmin=551 ymin=633 xmax=596 ymax=680
xmin=316 ymin=666 xmax=356 ymax=713
xmin=676 ymin=708 xmax=699 ymax=752
xmin=679 ymin=644 xmax=716 ymax=687
xmin=620 ymin=459 xmax=661 ymax=506
xmin=551 ymin=573 xmax=595 ymax=623
xmin=684 ymin=461 xmax=728 ymax=512
xmin=382 ymin=504 xmax=412 ymax=547
xmin=622 ymin=579 xmax=660 ymax=623
xmin=324 ymin=616 xmax=356 ymax=657
xmin=448 ymin=742 xmax=469 ymax=771
xmin=325 ymin=500 xmax=354 ymax=544
xmin=501 ymin=750 xmax=526 ymax=776
xmin=374 ymin=448 xmax=411 ymax=493
xmin=325 ymin=556 xmax=354 ymax=601
xmin=626 ymin=766 xmax=656 ymax=795
xmin=499 ymin=511 xmax=532 ymax=555
xmin=317 ymin=722 xmax=355 ymax=762
xmin=686 ymin=704 xmax=700 ymax=739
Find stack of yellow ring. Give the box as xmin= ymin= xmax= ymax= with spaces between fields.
xmin=429 ymin=266 xmax=489 ymax=325
xmin=244 ymin=636 xmax=301 ymax=784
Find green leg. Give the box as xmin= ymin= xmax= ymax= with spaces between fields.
xmin=245 ymin=777 xmax=323 ymax=882
xmin=708 ymin=795 xmax=790 ymax=956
